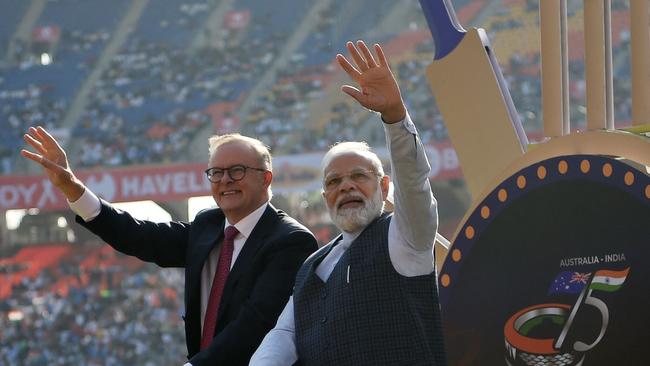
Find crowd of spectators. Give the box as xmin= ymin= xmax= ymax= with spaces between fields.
xmin=241 ymin=41 xmax=451 ymax=155
xmin=74 ymin=107 xmax=211 ymax=168
xmin=245 ymin=73 xmax=330 ymax=153
xmin=0 ymin=83 xmax=67 ymax=174
xmin=0 ymin=248 xmax=186 ymax=365
xmin=0 ymin=19 xmax=113 ymax=173
xmin=0 ymin=3 xmax=639 ymax=364
xmin=240 ymin=0 xmax=389 ymax=154
xmin=242 ymin=2 xmax=556 ymax=153
xmin=1 ymin=0 xmax=638 ymax=174
xmin=72 ymin=7 xmax=289 ymax=167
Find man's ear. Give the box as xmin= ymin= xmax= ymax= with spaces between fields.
xmin=262 ymin=170 xmax=273 ymax=188
xmin=380 ymin=175 xmax=390 ymax=200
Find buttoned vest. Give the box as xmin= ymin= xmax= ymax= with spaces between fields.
xmin=293 ymin=214 xmax=447 ymax=366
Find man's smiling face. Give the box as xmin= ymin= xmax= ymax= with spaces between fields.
xmin=209 ymin=141 xmax=270 ymax=223
xmin=322 ymin=152 xmax=389 ymax=233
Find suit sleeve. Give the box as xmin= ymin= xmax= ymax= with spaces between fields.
xmin=188 ymin=229 xmax=317 ymax=366
xmin=384 ymin=112 xmax=438 ymax=277
xmin=385 ymin=111 xmax=438 ymax=252
xmin=75 ymin=199 xmax=190 ymax=267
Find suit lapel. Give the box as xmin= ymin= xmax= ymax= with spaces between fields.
xmin=188 ymin=212 xmax=224 ymax=291
xmin=217 ymin=204 xmax=278 ymax=318
xmin=185 ymin=209 xmax=225 ymax=351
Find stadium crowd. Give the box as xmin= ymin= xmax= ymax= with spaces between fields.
xmin=72 ymin=21 xmax=287 ymax=167
xmin=0 ymin=253 xmax=186 ymax=366
xmin=0 ymin=0 xmax=639 ymax=364
xmin=1 ymin=0 xmax=636 ymax=173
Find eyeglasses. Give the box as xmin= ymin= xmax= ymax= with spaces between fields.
xmin=323 ymin=169 xmax=381 ymax=192
xmin=205 ymin=165 xmax=267 ymax=183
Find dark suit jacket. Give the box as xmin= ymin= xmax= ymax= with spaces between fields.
xmin=76 ymin=200 xmax=317 ymax=366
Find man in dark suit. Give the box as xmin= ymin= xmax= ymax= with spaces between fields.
xmin=21 ymin=131 xmax=318 ymax=366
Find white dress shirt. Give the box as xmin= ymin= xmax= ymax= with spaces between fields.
xmin=69 ymin=191 xmax=270 ymax=366
xmin=249 ymin=112 xmax=438 ymax=365
xmin=198 ymin=202 xmax=268 ymax=333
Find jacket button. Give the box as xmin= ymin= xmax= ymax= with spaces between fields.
xmin=321 ymin=317 xmax=327 ymax=324
xmin=321 ymin=290 xmax=327 ymax=299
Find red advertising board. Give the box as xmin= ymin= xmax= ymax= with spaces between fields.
xmin=0 ymin=163 xmax=210 ymax=211
xmin=32 ymin=25 xmax=61 ymax=43
xmin=224 ymin=10 xmax=251 ymax=30
xmin=1 ymin=142 xmax=463 ymax=211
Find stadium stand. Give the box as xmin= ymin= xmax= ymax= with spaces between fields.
xmin=1 ymin=0 xmax=634 ymax=171
xmin=0 ymin=0 xmax=30 ymax=60
xmin=0 ymin=0 xmax=636 ymax=363
xmin=0 ymin=245 xmax=186 ymax=365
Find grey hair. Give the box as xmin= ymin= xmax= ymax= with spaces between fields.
xmin=208 ymin=133 xmax=272 ymax=170
xmin=321 ymin=141 xmax=385 ymax=177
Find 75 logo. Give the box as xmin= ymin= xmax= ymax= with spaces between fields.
xmin=503 ymin=268 xmax=630 ymax=366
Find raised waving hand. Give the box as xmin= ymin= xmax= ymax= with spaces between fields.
xmin=21 ymin=126 xmax=85 ymax=201
xmin=336 ymin=40 xmax=406 ymax=123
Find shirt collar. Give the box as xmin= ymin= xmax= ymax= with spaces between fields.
xmin=340 ymin=230 xmax=362 ymax=249
xmin=224 ymin=202 xmax=269 ymax=240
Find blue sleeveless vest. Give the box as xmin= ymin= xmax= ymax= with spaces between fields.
xmin=293 ymin=214 xmax=447 ymax=365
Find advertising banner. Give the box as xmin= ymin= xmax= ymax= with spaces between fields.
xmin=1 ymin=143 xmax=462 ymax=211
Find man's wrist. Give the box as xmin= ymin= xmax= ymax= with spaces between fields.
xmin=380 ymin=103 xmax=407 ymax=124
xmin=61 ymin=177 xmax=86 ymax=202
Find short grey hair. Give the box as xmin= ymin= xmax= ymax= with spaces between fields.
xmin=321 ymin=141 xmax=384 ymax=177
xmin=208 ymin=134 xmax=272 ymax=170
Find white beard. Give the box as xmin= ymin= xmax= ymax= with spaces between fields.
xmin=329 ymin=186 xmax=384 ymax=233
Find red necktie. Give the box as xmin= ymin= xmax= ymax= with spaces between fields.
xmin=200 ymin=225 xmax=239 ymax=350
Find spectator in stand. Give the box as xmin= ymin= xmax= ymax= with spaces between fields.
xmin=20 ymin=128 xmax=318 ymax=366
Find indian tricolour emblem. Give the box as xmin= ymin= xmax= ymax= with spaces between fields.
xmin=504 ymin=268 xmax=630 ymax=366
